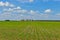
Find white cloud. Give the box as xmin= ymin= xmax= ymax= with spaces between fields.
xmin=13 ymin=6 xmax=21 ymax=9
xmin=2 ymin=6 xmax=53 ymax=20
xmin=29 ymin=0 xmax=34 ymax=2
xmin=3 ymin=6 xmax=21 ymax=12
xmin=44 ymin=9 xmax=52 ymax=13
xmin=3 ymin=8 xmax=13 ymax=12
xmin=0 ymin=13 xmax=18 ymax=20
xmin=1 ymin=7 xmax=51 ymax=20
xmin=0 ymin=1 xmax=14 ymax=7
xmin=17 ymin=0 xmax=34 ymax=3
xmin=29 ymin=10 xmax=40 ymax=15
xmin=20 ymin=10 xmax=28 ymax=13
xmin=56 ymin=13 xmax=60 ymax=16
xmin=2 ymin=6 xmax=41 ymax=20
xmin=0 ymin=1 xmax=4 ymax=6
xmin=29 ymin=10 xmax=35 ymax=14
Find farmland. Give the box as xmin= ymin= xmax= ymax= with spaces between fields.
xmin=0 ymin=21 xmax=60 ymax=40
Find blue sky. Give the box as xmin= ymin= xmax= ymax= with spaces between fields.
xmin=0 ymin=0 xmax=60 ymax=20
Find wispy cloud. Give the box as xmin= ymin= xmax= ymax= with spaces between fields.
xmin=44 ymin=9 xmax=52 ymax=13
xmin=0 ymin=1 xmax=14 ymax=7
xmin=1 ymin=6 xmax=53 ymax=20
xmin=1 ymin=5 xmax=41 ymax=20
xmin=17 ymin=0 xmax=34 ymax=3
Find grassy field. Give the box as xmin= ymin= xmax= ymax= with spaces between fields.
xmin=0 ymin=21 xmax=60 ymax=40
